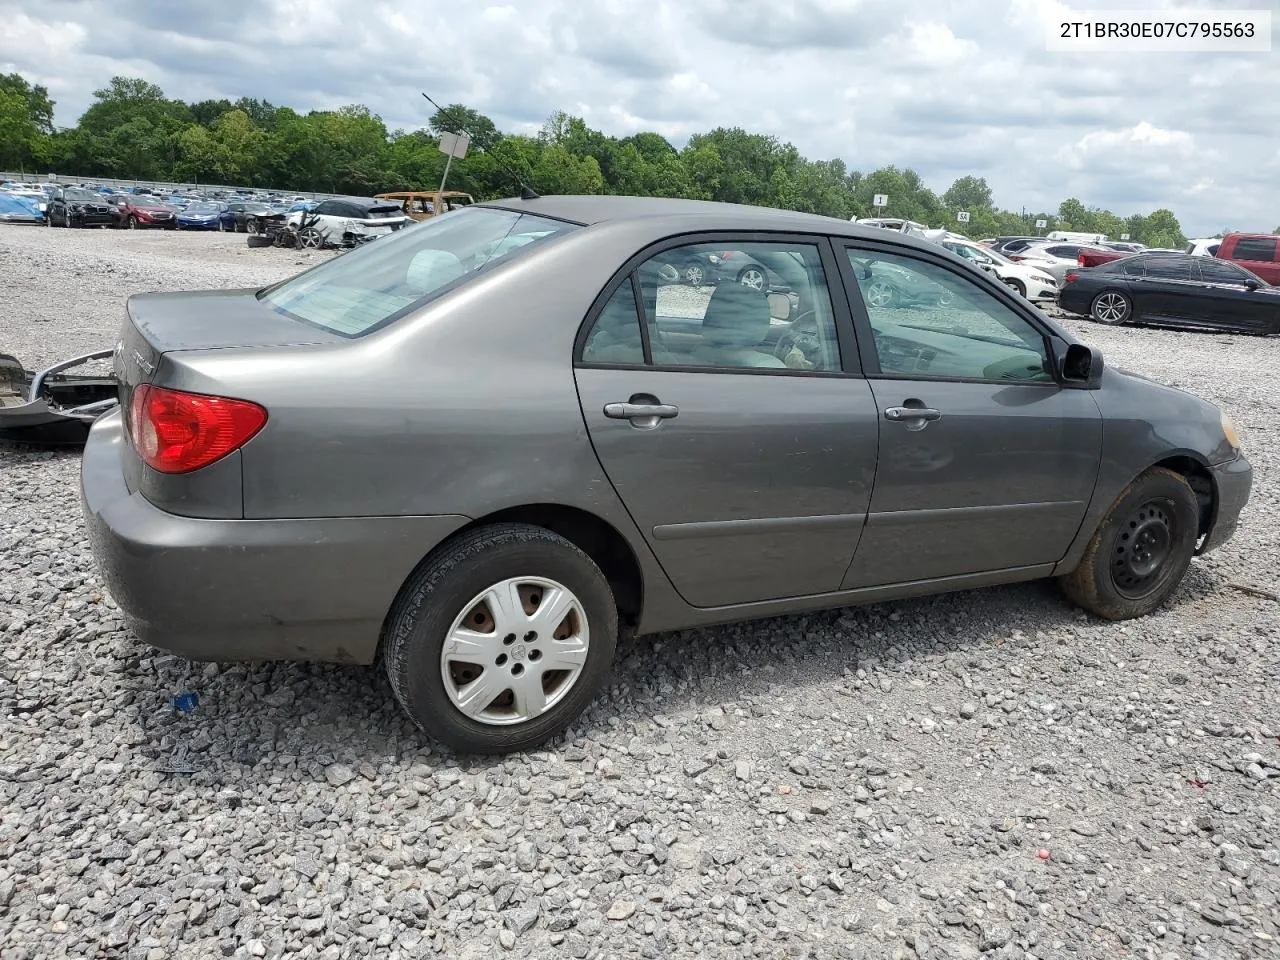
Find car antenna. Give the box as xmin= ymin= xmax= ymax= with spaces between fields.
xmin=421 ymin=92 xmax=541 ymax=200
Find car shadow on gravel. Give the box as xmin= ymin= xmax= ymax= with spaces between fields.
xmin=108 ymin=561 xmax=1225 ymax=783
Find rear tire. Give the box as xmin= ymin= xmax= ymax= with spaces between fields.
xmin=245 ymin=234 xmax=273 ymax=248
xmin=1090 ymin=290 xmax=1131 ymax=325
xmin=1059 ymin=467 xmax=1199 ymax=620
xmin=383 ymin=523 xmax=617 ymax=754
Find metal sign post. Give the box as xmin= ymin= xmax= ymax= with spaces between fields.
xmin=437 ymin=131 xmax=471 ymax=195
xmin=1120 ymin=233 xmax=1130 ymax=241
xmin=1035 ymin=218 xmax=1047 ymax=235
xmin=956 ymin=211 xmax=971 ymax=224
xmin=872 ymin=193 xmax=888 ymax=217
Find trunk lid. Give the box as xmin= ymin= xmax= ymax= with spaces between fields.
xmin=116 ymin=287 xmax=344 ymax=416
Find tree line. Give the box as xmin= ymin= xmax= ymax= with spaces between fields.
xmin=1 ymin=72 xmax=1195 ymax=247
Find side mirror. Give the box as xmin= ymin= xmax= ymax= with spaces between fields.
xmin=1243 ymin=279 xmax=1260 ymax=291
xmin=767 ymin=292 xmax=792 ymax=321
xmin=1060 ymin=343 xmax=1103 ymax=388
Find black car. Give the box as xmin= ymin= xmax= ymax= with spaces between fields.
xmin=225 ymin=201 xmax=276 ymax=232
xmin=45 ymin=187 xmax=116 ymax=228
xmin=1059 ymin=253 xmax=1280 ymax=335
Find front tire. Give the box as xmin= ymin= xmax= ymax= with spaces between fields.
xmin=1059 ymin=467 xmax=1199 ymax=620
xmin=1091 ymin=290 xmax=1131 ymax=325
xmin=127 ymin=215 xmax=138 ymax=230
xmin=383 ymin=523 xmax=617 ymax=754
xmin=1005 ymin=279 xmax=1027 ymax=298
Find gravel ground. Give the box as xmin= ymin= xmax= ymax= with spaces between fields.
xmin=1 ymin=223 xmax=1278 ymax=960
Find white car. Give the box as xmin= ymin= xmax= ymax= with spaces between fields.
xmin=938 ymin=237 xmax=1060 ymax=302
xmin=1185 ymin=237 xmax=1224 ymax=257
xmin=288 ymin=196 xmax=409 ymax=248
xmin=1007 ymin=241 xmax=1093 ymax=282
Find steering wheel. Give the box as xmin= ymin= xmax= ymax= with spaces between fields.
xmin=773 ymin=309 xmax=819 ymax=363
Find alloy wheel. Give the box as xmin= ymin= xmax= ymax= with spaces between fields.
xmin=1092 ymin=291 xmax=1130 ymax=324
xmin=439 ymin=576 xmax=590 ymax=726
xmin=738 ymin=267 xmax=766 ymax=291
xmin=684 ymin=263 xmax=705 ymax=285
xmin=866 ymin=280 xmax=896 ymax=308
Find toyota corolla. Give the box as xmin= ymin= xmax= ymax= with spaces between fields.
xmin=82 ymin=196 xmax=1251 ymax=754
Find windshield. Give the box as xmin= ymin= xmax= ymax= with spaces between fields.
xmin=185 ymin=202 xmax=220 ymax=213
xmin=66 ymin=189 xmax=99 ymax=202
xmin=261 ymin=207 xmax=578 ymax=337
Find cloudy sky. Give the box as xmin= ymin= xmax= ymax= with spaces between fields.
xmin=2 ymin=0 xmax=1277 ymax=235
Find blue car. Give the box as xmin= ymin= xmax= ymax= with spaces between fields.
xmin=176 ymin=201 xmax=227 ymax=230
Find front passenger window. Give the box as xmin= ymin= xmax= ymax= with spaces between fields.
xmin=847 ymin=248 xmax=1053 ymax=383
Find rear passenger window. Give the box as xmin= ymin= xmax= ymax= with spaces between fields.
xmin=1122 ymin=259 xmax=1145 ymax=276
xmin=629 ymin=242 xmax=842 ymax=372
xmin=581 ymin=282 xmax=645 ymax=365
xmin=1230 ymin=237 xmax=1278 ymax=262
xmin=1144 ymin=259 xmax=1191 ymax=280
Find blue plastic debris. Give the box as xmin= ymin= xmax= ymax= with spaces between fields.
xmin=173 ymin=691 xmax=199 ymax=713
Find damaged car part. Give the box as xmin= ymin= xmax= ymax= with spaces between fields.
xmin=0 ymin=350 xmax=118 ymax=444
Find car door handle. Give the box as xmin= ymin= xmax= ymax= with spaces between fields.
xmin=884 ymin=406 xmax=942 ymax=422
xmin=604 ymin=402 xmax=679 ymax=420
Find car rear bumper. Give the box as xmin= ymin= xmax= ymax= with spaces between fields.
xmin=1200 ymin=453 xmax=1252 ymax=554
xmin=81 ymin=411 xmax=471 ymax=664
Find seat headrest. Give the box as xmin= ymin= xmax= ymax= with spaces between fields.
xmin=700 ymin=283 xmax=771 ymax=346
xmin=406 ymin=249 xmax=465 ymax=294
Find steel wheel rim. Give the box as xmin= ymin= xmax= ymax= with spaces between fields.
xmin=1094 ymin=292 xmax=1128 ymax=323
xmin=866 ymin=281 xmax=894 ymax=307
xmin=1111 ymin=499 xmax=1176 ymax=599
xmin=740 ymin=268 xmax=766 ymax=290
xmin=440 ymin=576 xmax=590 ymax=726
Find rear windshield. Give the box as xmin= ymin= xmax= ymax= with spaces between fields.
xmin=260 ymin=207 xmax=577 ymax=337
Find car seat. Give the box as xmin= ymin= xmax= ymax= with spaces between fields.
xmin=405 ymin=249 xmax=466 ymax=295
xmin=692 ymin=284 xmax=786 ymax=368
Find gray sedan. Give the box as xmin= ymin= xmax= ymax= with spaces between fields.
xmin=82 ymin=196 xmax=1251 ymax=754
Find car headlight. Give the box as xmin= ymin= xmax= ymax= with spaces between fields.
xmin=1220 ymin=410 xmax=1241 ymax=454
xmin=1034 ymin=273 xmax=1057 ymax=284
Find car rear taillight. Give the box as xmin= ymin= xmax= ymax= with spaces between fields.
xmin=1064 ymin=272 xmax=1080 ymax=283
xmin=1077 ymin=254 xmax=1087 ymax=265
xmin=128 ymin=385 xmax=266 ymax=474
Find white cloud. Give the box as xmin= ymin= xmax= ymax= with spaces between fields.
xmin=0 ymin=0 xmax=1277 ymax=234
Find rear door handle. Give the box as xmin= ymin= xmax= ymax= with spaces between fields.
xmin=604 ymin=402 xmax=679 ymax=421
xmin=884 ymin=406 xmax=941 ymax=422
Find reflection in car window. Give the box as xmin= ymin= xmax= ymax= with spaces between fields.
xmin=261 ymin=209 xmax=577 ymax=337
xmin=629 ymin=242 xmax=841 ymax=371
xmin=846 ymin=249 xmax=1052 ymax=383
xmin=1199 ymin=259 xmax=1254 ymax=285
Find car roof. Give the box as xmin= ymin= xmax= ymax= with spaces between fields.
xmin=477 ymin=194 xmax=940 ymax=248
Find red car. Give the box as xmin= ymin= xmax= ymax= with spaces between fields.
xmin=107 ymin=195 xmax=178 ymax=230
xmin=1215 ymin=233 xmax=1280 ymax=286
xmin=1076 ymin=247 xmax=1126 ymax=268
